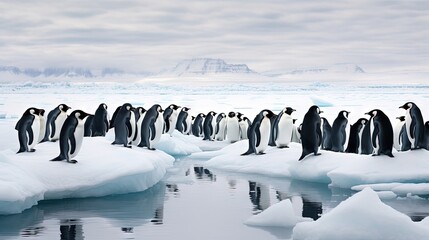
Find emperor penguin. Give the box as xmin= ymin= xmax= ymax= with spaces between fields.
xmin=184 ymin=112 xmax=193 ymax=135
xmin=268 ymin=113 xmax=278 ymax=147
xmin=393 ymin=116 xmax=411 ymax=152
xmin=127 ymin=107 xmax=137 ymax=144
xmin=274 ymin=107 xmax=296 ymax=148
xmin=360 ymin=120 xmax=374 ymax=155
xmin=92 ymin=103 xmax=109 ymax=137
xmin=83 ymin=114 xmax=94 ymax=137
xmin=132 ymin=107 xmax=146 ymax=146
xmin=215 ymin=113 xmax=227 ymax=141
xmin=42 ymin=104 xmax=71 ymax=142
xmin=176 ymin=107 xmax=190 ymax=134
xmin=424 ymin=121 xmax=429 ymax=151
xmin=109 ymin=106 xmax=121 ymax=129
xmin=241 ymin=109 xmax=274 ymax=155
xmin=37 ymin=109 xmax=46 ymax=143
xmin=50 ymin=110 xmax=90 ymax=163
xmin=291 ymin=119 xmax=301 ymax=143
xmin=299 ymin=105 xmax=323 ymax=161
xmin=331 ymin=110 xmax=350 ymax=152
xmin=192 ymin=113 xmax=205 ymax=137
xmin=203 ymin=111 xmax=216 ymax=141
xmin=163 ymin=104 xmax=181 ymax=136
xmin=226 ymin=112 xmax=240 ymax=143
xmin=399 ymin=102 xmax=425 ymax=149
xmin=16 ymin=107 xmax=43 ymax=153
xmin=320 ymin=117 xmax=332 ymax=150
xmin=365 ymin=109 xmax=394 ymax=157
xmin=138 ymin=104 xmax=164 ymax=150
xmin=345 ymin=118 xmax=368 ymax=154
xmin=239 ymin=117 xmax=251 ymax=140
xmin=111 ymin=103 xmax=133 ymax=148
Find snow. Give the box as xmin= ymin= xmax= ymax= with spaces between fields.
xmin=0 ymin=137 xmax=174 ymax=215
xmin=155 ymin=131 xmax=202 ymax=156
xmin=244 ymin=199 xmax=313 ymax=227
xmin=292 ymin=188 xmax=429 ymax=240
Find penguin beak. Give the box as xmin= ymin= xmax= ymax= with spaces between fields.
xmin=319 ymin=111 xmax=324 ymax=114
xmin=292 ymin=109 xmax=296 ymax=112
xmin=364 ymin=112 xmax=370 ymax=116
xmin=396 ymin=116 xmax=401 ymax=119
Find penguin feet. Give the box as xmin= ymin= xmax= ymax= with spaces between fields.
xmin=50 ymin=140 xmax=57 ymax=142
xmin=29 ymin=149 xmax=36 ymax=152
xmin=314 ymin=153 xmax=321 ymax=156
xmin=68 ymin=160 xmax=78 ymax=164
xmin=371 ymin=153 xmax=380 ymax=157
xmin=278 ymin=146 xmax=289 ymax=149
xmin=258 ymin=152 xmax=266 ymax=155
xmin=124 ymin=145 xmax=132 ymax=148
xmin=148 ymin=147 xmax=156 ymax=151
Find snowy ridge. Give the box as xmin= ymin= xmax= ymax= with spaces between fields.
xmin=162 ymin=58 xmax=256 ymax=76
xmin=262 ymin=63 xmax=365 ymax=77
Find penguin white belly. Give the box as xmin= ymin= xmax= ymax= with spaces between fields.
xmin=344 ymin=123 xmax=350 ymax=150
xmin=256 ymin=118 xmax=270 ymax=153
xmin=393 ymin=122 xmax=403 ymax=151
xmin=210 ymin=118 xmax=217 ymax=139
xmin=38 ymin=115 xmax=46 ymax=143
xmin=70 ymin=122 xmax=85 ymax=159
xmin=29 ymin=116 xmax=41 ymax=150
xmin=132 ymin=113 xmax=145 ymax=145
xmin=275 ymin=116 xmax=293 ymax=147
xmin=370 ymin=118 xmax=380 ymax=154
xmin=52 ymin=113 xmax=67 ymax=140
xmin=150 ymin=116 xmax=164 ymax=148
xmin=226 ymin=118 xmax=240 ymax=143
xmin=216 ymin=119 xmax=227 ymax=141
xmin=358 ymin=127 xmax=365 ymax=154
xmin=239 ymin=122 xmax=248 ymax=139
xmin=185 ymin=116 xmax=192 ymax=134
xmin=167 ymin=111 xmax=179 ymax=135
xmin=128 ymin=112 xmax=136 ymax=143
xmin=405 ymin=111 xmax=415 ymax=147
xmin=291 ymin=125 xmax=301 ymax=143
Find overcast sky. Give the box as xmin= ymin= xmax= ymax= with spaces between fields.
xmin=0 ymin=0 xmax=427 ymax=73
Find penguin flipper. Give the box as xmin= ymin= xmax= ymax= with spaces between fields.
xmin=15 ymin=119 xmax=21 ymax=130
xmin=150 ymin=121 xmax=156 ymax=141
xmin=410 ymin=119 xmax=416 ymax=139
xmin=317 ymin=123 xmax=322 ymax=147
xmin=50 ymin=120 xmax=56 ymax=139
xmin=165 ymin=119 xmax=170 ymax=133
xmin=27 ymin=125 xmax=34 ymax=146
xmin=69 ymin=134 xmax=76 ymax=155
xmin=255 ymin=126 xmax=261 ymax=147
xmin=126 ymin=121 xmax=132 ymax=138
xmin=372 ymin=124 xmax=379 ymax=148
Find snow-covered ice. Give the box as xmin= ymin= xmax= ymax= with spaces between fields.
xmin=0 ymin=137 xmax=174 ymax=215
xmin=292 ymin=188 xmax=429 ymax=240
xmin=244 ymin=199 xmax=313 ymax=227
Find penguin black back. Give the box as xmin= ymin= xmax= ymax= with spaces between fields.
xmin=299 ymin=105 xmax=323 ymax=161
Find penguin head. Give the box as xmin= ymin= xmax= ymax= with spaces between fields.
xmin=365 ymin=109 xmax=378 ymax=117
xmin=396 ymin=116 xmax=406 ymax=122
xmin=192 ymin=116 xmax=196 ymax=120
xmin=425 ymin=121 xmax=429 ymax=128
xmin=157 ymin=105 xmax=163 ymax=113
xmin=293 ymin=119 xmax=298 ymax=124
xmin=25 ymin=107 xmax=39 ymax=116
xmin=309 ymin=105 xmax=323 ymax=115
xmin=200 ymin=113 xmax=206 ymax=117
xmin=399 ymin=102 xmax=414 ymax=110
xmin=182 ymin=107 xmax=190 ymax=112
xmin=358 ymin=118 xmax=368 ymax=126
xmin=228 ymin=112 xmax=236 ymax=118
xmin=284 ymin=107 xmax=296 ymax=115
xmin=122 ymin=103 xmax=132 ymax=111
xmin=38 ymin=109 xmax=45 ymax=116
xmin=261 ymin=109 xmax=274 ymax=119
xmin=169 ymin=104 xmax=181 ymax=110
xmin=221 ymin=113 xmax=226 ymax=118
xmin=59 ymin=104 xmax=71 ymax=112
xmin=339 ymin=110 xmax=350 ymax=119
xmin=72 ymin=110 xmax=90 ymax=121
xmin=137 ymin=107 xmax=146 ymax=114
xmin=100 ymin=103 xmax=108 ymax=110
xmin=237 ymin=112 xmax=243 ymax=118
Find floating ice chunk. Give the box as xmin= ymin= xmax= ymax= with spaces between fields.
xmin=244 ymin=199 xmax=312 ymax=227
xmin=292 ymin=188 xmax=429 ymax=240
xmin=155 ymin=132 xmax=202 ymax=156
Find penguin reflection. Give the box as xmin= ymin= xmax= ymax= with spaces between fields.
xmin=59 ymin=219 xmax=84 ymax=240
xmin=276 ymin=191 xmax=322 ymax=220
xmin=193 ymin=167 xmax=216 ymax=181
xmin=151 ymin=206 xmax=164 ymax=225
xmin=248 ymin=181 xmax=271 ymax=212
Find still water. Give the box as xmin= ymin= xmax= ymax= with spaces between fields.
xmin=1 ymin=158 xmax=429 ymax=240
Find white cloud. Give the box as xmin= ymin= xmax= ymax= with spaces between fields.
xmin=0 ymin=0 xmax=427 ymax=73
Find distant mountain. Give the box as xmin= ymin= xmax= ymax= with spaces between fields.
xmin=163 ymin=58 xmax=256 ymax=76
xmin=0 ymin=66 xmax=150 ymax=80
xmin=263 ymin=64 xmax=365 ymax=77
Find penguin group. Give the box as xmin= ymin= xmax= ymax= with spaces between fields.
xmin=15 ymin=101 xmax=429 ymax=163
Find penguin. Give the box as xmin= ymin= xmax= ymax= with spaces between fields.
xmin=226 ymin=112 xmax=240 ymax=143
xmin=320 ymin=117 xmax=332 ymax=150
xmin=16 ymin=107 xmax=42 ymax=153
xmin=241 ymin=109 xmax=274 ymax=155
xmin=215 ymin=113 xmax=227 ymax=141
xmin=192 ymin=113 xmax=205 ymax=137
xmin=365 ymin=109 xmax=394 ymax=157
xmin=92 ymin=103 xmax=109 ymax=137
xmin=109 ymin=106 xmax=121 ymax=129
xmin=203 ymin=111 xmax=216 ymax=141
xmin=274 ymin=107 xmax=296 ymax=148
xmin=184 ymin=112 xmax=193 ymax=135
xmin=127 ymin=108 xmax=137 ymax=144
xmin=163 ymin=104 xmax=181 ymax=136
xmin=345 ymin=118 xmax=368 ymax=154
xmin=176 ymin=107 xmax=190 ymax=134
xmin=111 ymin=103 xmax=133 ymax=148
xmin=138 ymin=104 xmax=164 ymax=150
xmin=424 ymin=121 xmax=429 ymax=151
xmin=268 ymin=113 xmax=278 ymax=147
xmin=331 ymin=110 xmax=350 ymax=152
xmin=399 ymin=102 xmax=425 ymax=149
xmin=239 ymin=117 xmax=251 ymax=140
xmin=360 ymin=120 xmax=374 ymax=155
xmin=291 ymin=119 xmax=301 ymax=143
xmin=393 ymin=116 xmax=411 ymax=152
xmin=50 ymin=110 xmax=90 ymax=163
xmin=37 ymin=109 xmax=46 ymax=143
xmin=132 ymin=107 xmax=146 ymax=146
xmin=299 ymin=105 xmax=323 ymax=161
xmin=41 ymin=104 xmax=71 ymax=142
xmin=83 ymin=114 xmax=94 ymax=137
